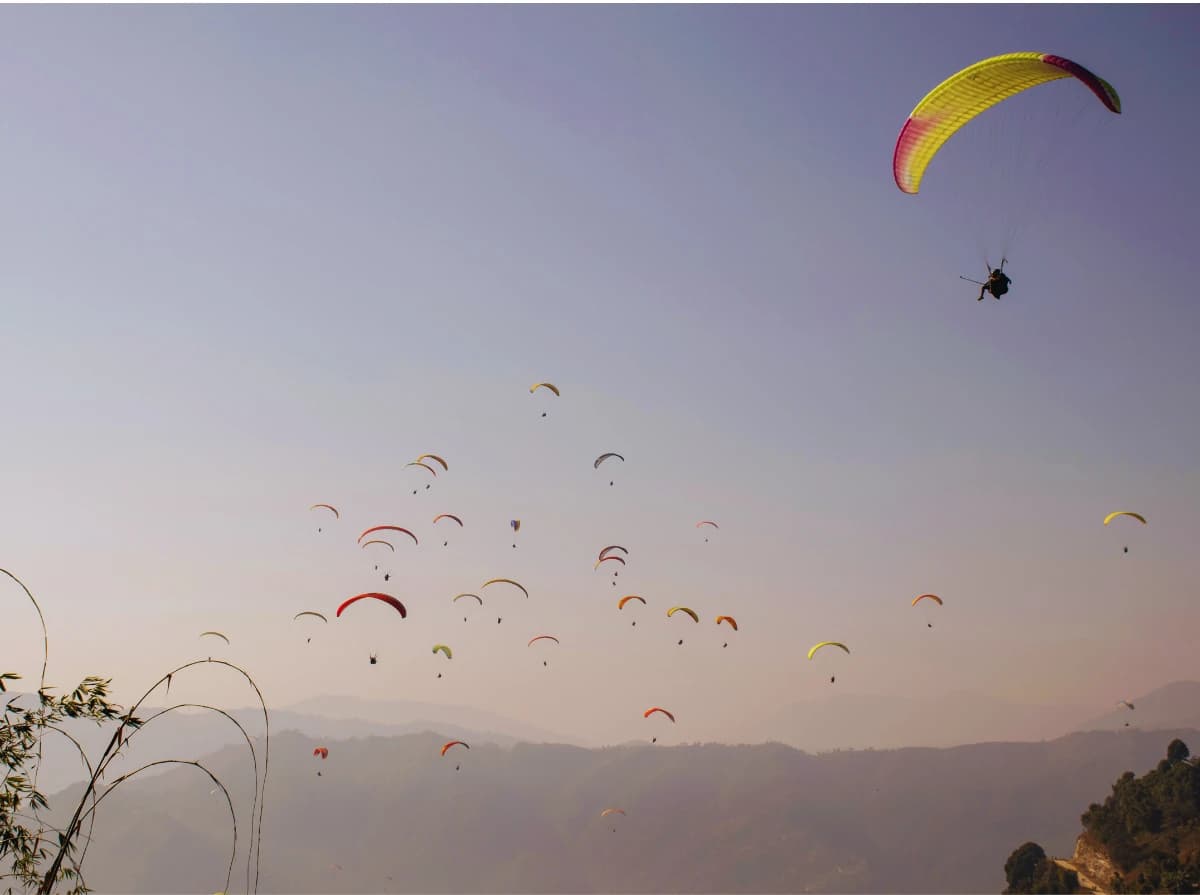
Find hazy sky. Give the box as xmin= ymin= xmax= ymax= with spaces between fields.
xmin=2 ymin=4 xmax=1198 ymax=747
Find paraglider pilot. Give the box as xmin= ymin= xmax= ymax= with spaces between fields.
xmin=978 ymin=262 xmax=1011 ymax=301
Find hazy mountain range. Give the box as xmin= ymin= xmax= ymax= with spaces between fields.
xmin=24 ymin=681 xmax=1200 ymax=797
xmin=55 ymin=725 xmax=1200 ymax=893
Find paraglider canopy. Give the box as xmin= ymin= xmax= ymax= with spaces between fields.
xmin=336 ymin=593 xmax=408 ymax=618
xmin=893 ymin=52 xmax=1121 ymax=195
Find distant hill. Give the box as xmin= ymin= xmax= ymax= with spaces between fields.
xmin=754 ymin=689 xmax=1096 ymax=752
xmin=14 ymin=691 xmax=573 ymax=796
xmin=1076 ymin=681 xmax=1200 ymax=735
xmin=286 ymin=693 xmax=578 ymax=745
xmin=54 ymin=727 xmax=1200 ymax=893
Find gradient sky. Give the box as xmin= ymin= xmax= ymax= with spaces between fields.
xmin=2 ymin=4 xmax=1198 ymax=747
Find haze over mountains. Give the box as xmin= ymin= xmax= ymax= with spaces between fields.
xmin=23 ymin=680 xmax=1200 ymax=892
xmin=61 ymin=726 xmax=1200 ymax=893
xmin=28 ymin=681 xmax=1200 ymax=797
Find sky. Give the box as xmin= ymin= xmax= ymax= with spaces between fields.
xmin=2 ymin=4 xmax=1198 ymax=748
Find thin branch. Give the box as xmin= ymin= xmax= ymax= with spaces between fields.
xmin=0 ymin=569 xmax=48 ymax=689
xmin=76 ymin=759 xmax=236 ymax=895
xmin=1 ymin=569 xmax=50 ymax=799
xmin=92 ymin=658 xmax=269 ymax=893
xmin=111 ymin=702 xmax=259 ymax=891
xmin=38 ymin=659 xmax=267 ymax=895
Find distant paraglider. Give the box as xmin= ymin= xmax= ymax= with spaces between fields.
xmin=293 ymin=611 xmax=327 ymax=643
xmin=433 ymin=643 xmax=452 ymax=677
xmin=911 ymin=593 xmax=943 ymax=628
xmin=336 ymin=593 xmax=408 ymax=619
xmin=808 ymin=641 xmax=849 ymax=683
xmin=618 ymin=594 xmax=645 ymax=626
xmin=1118 ymin=699 xmax=1136 ymax=727
xmin=1104 ymin=511 xmax=1146 ymax=555
xmin=667 ymin=605 xmax=699 ymax=645
xmin=594 ymin=452 xmax=624 ymax=486
xmin=530 ymin=382 xmax=560 ymax=417
xmin=696 ymin=520 xmax=719 ymax=542
xmin=357 ymin=525 xmax=418 ymax=547
xmin=483 ymin=577 xmax=527 ymax=624
xmin=601 ymin=807 xmax=626 ymax=832
xmin=418 ymin=454 xmax=449 ymax=472
xmin=716 ymin=614 xmax=738 ymax=647
xmin=434 ymin=513 xmax=463 ymax=547
xmin=644 ymin=706 xmax=675 ymax=742
xmin=528 ymin=634 xmax=559 ymax=666
xmin=453 ymin=592 xmax=482 ymax=623
xmin=309 ymin=504 xmax=339 ymax=532
xmin=442 ymin=739 xmax=469 ymax=771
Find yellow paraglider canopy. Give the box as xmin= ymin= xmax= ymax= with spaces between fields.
xmin=807 ymin=641 xmax=849 ymax=660
xmin=1103 ymin=511 xmax=1146 ymax=526
xmin=893 ymin=52 xmax=1120 ymax=195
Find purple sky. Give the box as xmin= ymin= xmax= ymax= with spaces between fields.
xmin=1 ymin=5 xmax=1197 ymax=745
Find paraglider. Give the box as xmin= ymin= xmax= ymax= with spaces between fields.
xmin=668 ymin=605 xmax=699 ymax=644
xmin=293 ymin=611 xmax=328 ymax=644
xmin=482 ymin=578 xmax=528 ymax=599
xmin=912 ymin=593 xmax=943 ymax=628
xmin=313 ymin=746 xmax=328 ymax=775
xmin=644 ymin=706 xmax=675 ymax=741
xmin=418 ymin=454 xmax=449 ymax=472
xmin=893 ymin=52 xmax=1121 ymax=196
xmin=528 ymin=634 xmax=559 ymax=667
xmin=433 ymin=643 xmax=452 ymax=676
xmin=598 ymin=545 xmax=628 ymax=561
xmin=309 ymin=503 xmax=339 ymax=532
xmin=981 ymin=262 xmax=1011 ymax=302
xmin=696 ymin=520 xmax=719 ymax=542
xmin=510 ymin=519 xmax=521 ymax=548
xmin=336 ymin=593 xmax=408 ymax=618
xmin=441 ymin=739 xmax=469 ymax=771
xmin=594 ymin=452 xmax=624 ymax=486
xmin=453 ymin=592 xmax=482 ymax=622
xmin=1118 ymin=700 xmax=1135 ymax=727
xmin=433 ymin=513 xmax=463 ymax=547
xmin=530 ymin=382 xmax=560 ymax=417
xmin=405 ymin=461 xmax=436 ymax=493
xmin=618 ymin=594 xmax=645 ymax=626
xmin=200 ymin=631 xmax=229 ymax=646
xmin=808 ymin=641 xmax=849 ymax=683
xmin=361 ymin=539 xmax=394 ymax=552
xmin=1104 ymin=511 xmax=1146 ymax=554
xmin=601 ymin=807 xmax=626 ymax=832
xmin=357 ymin=525 xmax=419 ymax=547
xmin=716 ymin=614 xmax=738 ymax=647
xmin=482 ymin=577 xmax=527 ymax=624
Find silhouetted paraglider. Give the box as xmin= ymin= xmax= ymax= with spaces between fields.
xmin=369 ymin=653 xmax=378 ymax=665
